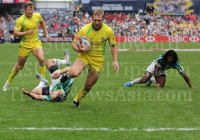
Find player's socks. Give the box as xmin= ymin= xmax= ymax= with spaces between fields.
xmin=39 ymin=65 xmax=46 ymax=78
xmin=8 ymin=66 xmax=19 ymax=83
xmin=150 ymin=77 xmax=156 ymax=84
xmin=34 ymin=81 xmax=46 ymax=90
xmin=53 ymin=59 xmax=70 ymax=66
xmin=74 ymin=87 xmax=88 ymax=101
xmin=131 ymin=78 xmax=142 ymax=85
xmin=34 ymin=73 xmax=48 ymax=90
xmin=146 ymin=77 xmax=156 ymax=87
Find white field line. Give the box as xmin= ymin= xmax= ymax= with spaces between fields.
xmin=118 ymin=49 xmax=200 ymax=51
xmin=6 ymin=127 xmax=200 ymax=131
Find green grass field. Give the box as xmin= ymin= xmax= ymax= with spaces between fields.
xmin=0 ymin=42 xmax=200 ymax=140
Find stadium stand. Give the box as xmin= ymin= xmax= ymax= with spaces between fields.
xmin=0 ymin=9 xmax=199 ymax=40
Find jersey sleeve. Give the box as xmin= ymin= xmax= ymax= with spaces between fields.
xmin=14 ymin=18 xmax=22 ymax=31
xmin=42 ymin=95 xmax=52 ymax=101
xmin=107 ymin=28 xmax=116 ymax=46
xmin=38 ymin=13 xmax=43 ymax=23
xmin=175 ymin=62 xmax=184 ymax=73
xmin=155 ymin=57 xmax=162 ymax=67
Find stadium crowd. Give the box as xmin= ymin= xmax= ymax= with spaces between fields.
xmin=0 ymin=10 xmax=200 ymax=43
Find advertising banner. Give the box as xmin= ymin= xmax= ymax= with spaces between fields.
xmin=40 ymin=36 xmax=73 ymax=42
xmin=2 ymin=0 xmax=14 ymax=3
xmin=80 ymin=0 xmax=146 ymax=13
xmin=15 ymin=0 xmax=29 ymax=3
xmin=115 ymin=36 xmax=200 ymax=42
xmin=39 ymin=36 xmax=200 ymax=43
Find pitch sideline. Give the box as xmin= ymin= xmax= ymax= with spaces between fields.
xmin=6 ymin=127 xmax=200 ymax=131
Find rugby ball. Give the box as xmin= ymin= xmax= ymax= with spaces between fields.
xmin=80 ymin=36 xmax=90 ymax=51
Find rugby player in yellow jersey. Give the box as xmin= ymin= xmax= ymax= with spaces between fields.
xmin=3 ymin=1 xmax=50 ymax=91
xmin=52 ymin=9 xmax=120 ymax=107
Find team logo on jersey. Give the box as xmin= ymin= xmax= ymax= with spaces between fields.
xmin=36 ymin=21 xmax=39 ymax=24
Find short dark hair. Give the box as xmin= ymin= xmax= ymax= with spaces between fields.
xmin=163 ymin=50 xmax=179 ymax=64
xmin=52 ymin=94 xmax=64 ymax=102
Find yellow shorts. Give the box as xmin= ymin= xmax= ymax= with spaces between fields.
xmin=18 ymin=41 xmax=42 ymax=57
xmin=77 ymin=53 xmax=104 ymax=73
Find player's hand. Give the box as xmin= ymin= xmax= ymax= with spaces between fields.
xmin=79 ymin=44 xmax=89 ymax=52
xmin=114 ymin=62 xmax=119 ymax=72
xmin=51 ymin=72 xmax=60 ymax=79
xmin=26 ymin=29 xmax=34 ymax=35
xmin=46 ymin=34 xmax=51 ymax=41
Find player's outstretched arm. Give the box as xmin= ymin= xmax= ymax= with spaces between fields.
xmin=14 ymin=29 xmax=33 ymax=37
xmin=51 ymin=67 xmax=71 ymax=79
xmin=180 ymin=71 xmax=196 ymax=88
xmin=154 ymin=66 xmax=161 ymax=88
xmin=22 ymin=88 xmax=43 ymax=100
xmin=40 ymin=20 xmax=50 ymax=41
xmin=29 ymin=93 xmax=43 ymax=100
xmin=111 ymin=44 xmax=119 ymax=72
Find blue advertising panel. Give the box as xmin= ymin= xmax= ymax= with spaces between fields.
xmin=80 ymin=0 xmax=146 ymax=13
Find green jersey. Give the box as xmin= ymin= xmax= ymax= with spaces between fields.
xmin=43 ymin=78 xmax=74 ymax=101
xmin=154 ymin=55 xmax=184 ymax=73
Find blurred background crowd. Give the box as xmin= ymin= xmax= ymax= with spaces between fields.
xmin=0 ymin=3 xmax=199 ymax=43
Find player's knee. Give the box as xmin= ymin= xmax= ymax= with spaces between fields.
xmin=140 ymin=78 xmax=148 ymax=83
xmin=84 ymin=84 xmax=93 ymax=90
xmin=69 ymin=70 xmax=79 ymax=78
xmin=17 ymin=65 xmax=24 ymax=70
xmin=39 ymin=56 xmax=44 ymax=63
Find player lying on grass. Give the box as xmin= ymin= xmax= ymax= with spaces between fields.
xmin=22 ymin=51 xmax=74 ymax=102
xmin=124 ymin=50 xmax=195 ymax=88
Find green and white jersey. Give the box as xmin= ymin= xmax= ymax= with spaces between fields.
xmin=154 ymin=55 xmax=184 ymax=73
xmin=43 ymin=78 xmax=74 ymax=101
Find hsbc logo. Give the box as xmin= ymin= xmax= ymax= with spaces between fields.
xmin=189 ymin=36 xmax=199 ymax=42
xmin=145 ymin=36 xmax=155 ymax=42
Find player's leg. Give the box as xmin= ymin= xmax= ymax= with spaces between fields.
xmin=33 ymin=73 xmax=49 ymax=90
xmin=74 ymin=69 xmax=100 ymax=107
xmin=124 ymin=72 xmax=152 ymax=87
xmin=52 ymin=51 xmax=71 ymax=66
xmin=70 ymin=59 xmax=87 ymax=78
xmin=45 ymin=60 xmax=64 ymax=92
xmin=32 ymin=45 xmax=46 ymax=78
xmin=124 ymin=62 xmax=155 ymax=87
xmin=3 ymin=55 xmax=28 ymax=91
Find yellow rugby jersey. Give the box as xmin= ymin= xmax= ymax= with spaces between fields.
xmin=14 ymin=13 xmax=43 ymax=43
xmin=74 ymin=23 xmax=116 ymax=57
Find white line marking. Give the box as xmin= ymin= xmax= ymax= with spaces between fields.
xmin=118 ymin=49 xmax=200 ymax=51
xmin=6 ymin=127 xmax=200 ymax=131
